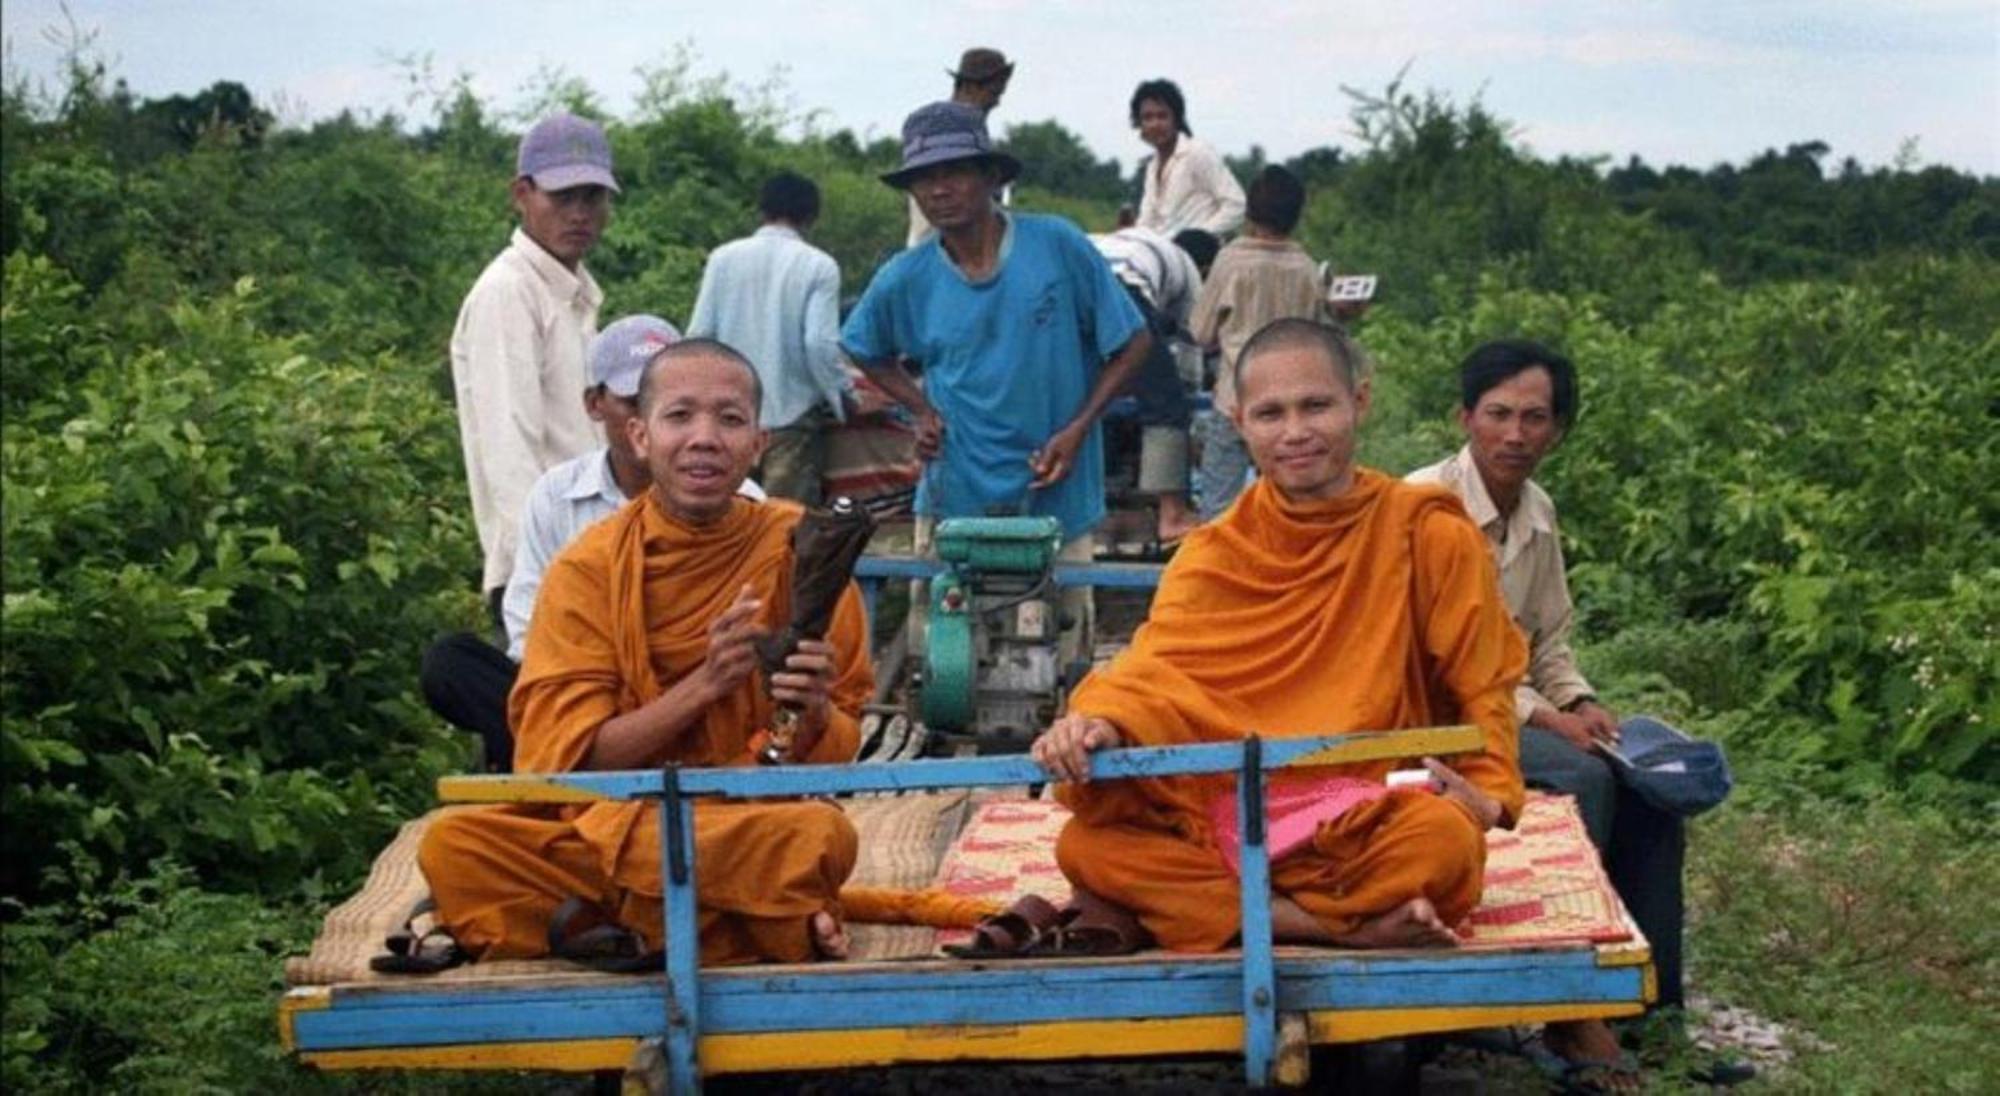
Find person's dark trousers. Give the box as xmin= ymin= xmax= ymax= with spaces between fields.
xmin=1519 ymin=724 xmax=1688 ymax=1010
xmin=420 ymin=632 xmax=519 ymax=773
xmin=1122 ymin=287 xmax=1190 ymax=430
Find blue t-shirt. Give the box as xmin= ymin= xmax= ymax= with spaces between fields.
xmin=842 ymin=213 xmax=1145 ymax=541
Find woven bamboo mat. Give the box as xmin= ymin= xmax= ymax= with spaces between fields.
xmin=286 ymin=791 xmax=972 ymax=988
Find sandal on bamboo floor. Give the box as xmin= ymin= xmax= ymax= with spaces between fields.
xmin=941 ymin=894 xmax=1065 ymax=959
xmin=544 ymin=896 xmax=661 ymax=974
xmin=370 ymin=897 xmax=468 ymax=975
xmin=1027 ymin=890 xmax=1152 ymax=957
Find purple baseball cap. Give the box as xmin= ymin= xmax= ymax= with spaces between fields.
xmin=517 ymin=113 xmax=620 ymax=193
xmin=590 ymin=315 xmax=681 ymax=397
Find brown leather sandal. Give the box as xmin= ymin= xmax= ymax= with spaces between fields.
xmin=941 ymin=894 xmax=1064 ymax=959
xmin=1029 ymin=890 xmax=1152 ymax=957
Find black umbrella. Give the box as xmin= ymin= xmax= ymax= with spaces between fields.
xmin=757 ymin=497 xmax=877 ymax=764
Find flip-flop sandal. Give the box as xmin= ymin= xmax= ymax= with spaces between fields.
xmin=1029 ymin=891 xmax=1151 ymax=957
xmin=855 ymin=713 xmax=887 ymax=761
xmin=370 ymin=897 xmax=468 ymax=974
xmin=941 ymin=893 xmax=1064 ymax=959
xmin=891 ymin=717 xmax=931 ymax=762
xmin=872 ymin=713 xmax=911 ymax=764
xmin=546 ymin=896 xmax=662 ymax=974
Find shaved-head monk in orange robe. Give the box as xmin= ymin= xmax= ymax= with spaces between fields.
xmin=1032 ymin=318 xmax=1528 ymax=951
xmin=420 ymin=339 xmax=871 ymax=965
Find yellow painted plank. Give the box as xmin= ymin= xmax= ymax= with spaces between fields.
xmin=1307 ymin=1001 xmax=1647 ymax=1044
xmin=436 ymin=775 xmax=606 ymax=804
xmin=1596 ymin=943 xmax=1653 ymax=968
xmin=702 ymin=1015 xmax=1241 ymax=1073
xmin=295 ymin=1019 xmax=1239 ymax=1075
xmin=1284 ymin=725 xmax=1483 ymax=769
xmin=302 ymin=1038 xmax=637 ymax=1073
xmin=296 ymin=1001 xmax=1651 ymax=1075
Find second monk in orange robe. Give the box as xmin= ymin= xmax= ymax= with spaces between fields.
xmin=1033 ymin=318 xmax=1527 ymax=951
xmin=420 ymin=339 xmax=873 ymax=966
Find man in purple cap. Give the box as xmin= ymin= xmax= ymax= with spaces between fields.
xmin=449 ymin=112 xmax=619 ymax=632
xmin=844 ymin=101 xmax=1151 ymax=667
xmin=423 ymin=315 xmax=767 ymax=771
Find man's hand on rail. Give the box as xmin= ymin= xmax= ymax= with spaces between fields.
xmin=1422 ymin=757 xmax=1502 ymax=831
xmin=1032 ymin=714 xmax=1123 ymax=784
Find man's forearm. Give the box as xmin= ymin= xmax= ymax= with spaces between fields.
xmin=586 ymin=676 xmax=717 ymax=770
xmin=857 ymin=357 xmax=930 ymax=415
xmin=1065 ymin=329 xmax=1154 ymax=433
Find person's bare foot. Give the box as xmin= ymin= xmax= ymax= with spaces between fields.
xmin=810 ymin=909 xmax=850 ymax=960
xmin=1156 ymin=494 xmax=1199 ymax=543
xmin=1330 ymin=897 xmax=1461 ymax=948
xmin=1542 ymin=1019 xmax=1637 ymax=1090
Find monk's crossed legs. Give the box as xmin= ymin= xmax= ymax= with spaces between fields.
xmin=1055 ymin=792 xmax=1486 ymax=951
xmin=419 ymin=799 xmax=857 ymax=965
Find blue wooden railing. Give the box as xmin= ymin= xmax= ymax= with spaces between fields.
xmin=438 ymin=724 xmax=1481 ymax=1090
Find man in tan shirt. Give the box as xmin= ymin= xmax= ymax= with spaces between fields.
xmin=1187 ymin=165 xmax=1330 ymax=519
xmin=1408 ymin=338 xmax=1690 ymax=1083
xmin=450 ymin=113 xmax=617 ymax=623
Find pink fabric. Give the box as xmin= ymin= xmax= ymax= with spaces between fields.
xmin=1206 ymin=775 xmax=1394 ymax=875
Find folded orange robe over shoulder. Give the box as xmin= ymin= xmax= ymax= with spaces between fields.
xmin=1056 ymin=471 xmax=1528 ymax=950
xmin=419 ymin=494 xmax=875 ymax=966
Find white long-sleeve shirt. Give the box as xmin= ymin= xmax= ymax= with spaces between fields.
xmin=1136 ymin=136 xmax=1246 ymax=239
xmin=449 ymin=228 xmax=603 ymax=591
xmin=501 ymin=448 xmax=766 ymax=660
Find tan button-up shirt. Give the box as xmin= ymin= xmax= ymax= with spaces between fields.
xmin=1188 ymin=236 xmax=1330 ymax=414
xmin=449 ymin=228 xmax=603 ymax=591
xmin=1407 ymin=446 xmax=1596 ymax=724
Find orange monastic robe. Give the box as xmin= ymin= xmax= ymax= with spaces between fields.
xmin=1056 ymin=470 xmax=1527 ymax=950
xmin=420 ymin=494 xmax=874 ymax=966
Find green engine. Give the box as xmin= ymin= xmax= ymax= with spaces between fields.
xmin=919 ymin=516 xmax=1069 ymax=749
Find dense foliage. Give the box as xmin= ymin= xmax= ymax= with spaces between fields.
xmin=2 ymin=47 xmax=1994 ymax=1091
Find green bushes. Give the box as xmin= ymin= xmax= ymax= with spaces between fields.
xmin=1360 ymin=260 xmax=1999 ymax=789
xmin=2 ymin=256 xmax=476 ymax=900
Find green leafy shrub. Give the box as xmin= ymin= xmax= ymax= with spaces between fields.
xmin=2 ymin=256 xmax=475 ymax=900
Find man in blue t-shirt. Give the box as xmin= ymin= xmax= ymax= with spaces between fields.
xmin=843 ymin=100 xmax=1151 ymax=666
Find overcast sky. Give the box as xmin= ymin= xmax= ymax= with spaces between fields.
xmin=4 ymin=1 xmax=1995 ymax=175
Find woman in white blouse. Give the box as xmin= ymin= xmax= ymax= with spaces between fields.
xmin=1131 ymin=79 xmax=1246 ymax=239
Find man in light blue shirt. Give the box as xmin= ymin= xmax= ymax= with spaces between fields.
xmin=842 ymin=101 xmax=1151 ymax=665
xmin=687 ymin=172 xmax=849 ymax=504
xmin=419 ymin=315 xmax=764 ymax=770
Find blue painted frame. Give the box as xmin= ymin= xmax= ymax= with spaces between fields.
xmin=415 ymin=728 xmax=1535 ymax=1091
